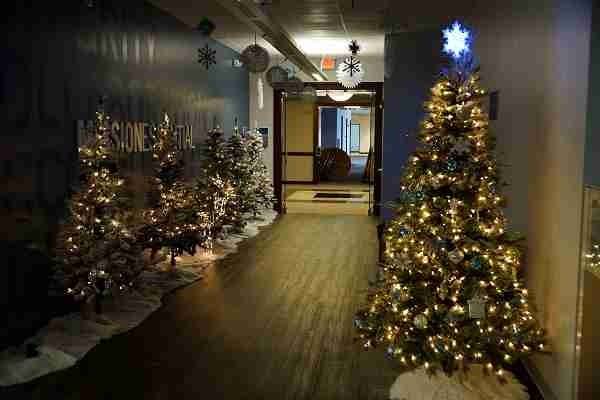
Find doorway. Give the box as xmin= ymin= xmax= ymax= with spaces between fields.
xmin=273 ymin=82 xmax=383 ymax=216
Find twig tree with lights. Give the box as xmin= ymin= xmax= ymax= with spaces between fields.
xmin=53 ymin=103 xmax=144 ymax=303
xmin=139 ymin=113 xmax=202 ymax=269
xmin=355 ymin=22 xmax=545 ymax=398
xmin=194 ymin=128 xmax=235 ymax=247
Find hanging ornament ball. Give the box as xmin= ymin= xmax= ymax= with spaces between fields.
xmin=336 ymin=56 xmax=364 ymax=89
xmin=438 ymin=281 xmax=449 ymax=300
xmin=414 ymin=191 xmax=425 ymax=201
xmin=391 ymin=283 xmax=411 ymax=302
xmin=448 ymin=248 xmax=465 ymax=264
xmin=413 ymin=314 xmax=429 ymax=330
xmin=240 ymin=44 xmax=270 ymax=73
xmin=471 ymin=256 xmax=485 ymax=270
xmin=266 ymin=65 xmax=288 ymax=86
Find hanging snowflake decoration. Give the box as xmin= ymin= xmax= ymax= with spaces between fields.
xmin=337 ymin=40 xmax=364 ymax=89
xmin=198 ymin=44 xmax=217 ymax=70
xmin=442 ymin=21 xmax=471 ymax=60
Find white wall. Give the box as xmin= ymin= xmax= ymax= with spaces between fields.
xmin=467 ymin=1 xmax=592 ymax=399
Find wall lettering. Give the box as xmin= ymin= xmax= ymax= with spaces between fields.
xmin=76 ymin=119 xmax=193 ymax=152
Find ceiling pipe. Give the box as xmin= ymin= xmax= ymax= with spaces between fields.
xmin=216 ymin=0 xmax=328 ymax=81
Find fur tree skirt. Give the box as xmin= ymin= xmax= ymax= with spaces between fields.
xmin=0 ymin=210 xmax=277 ymax=387
xmin=389 ymin=365 xmax=529 ymax=400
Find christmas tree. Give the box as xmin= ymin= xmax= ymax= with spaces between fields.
xmin=53 ymin=103 xmax=144 ymax=302
xmin=139 ymin=113 xmax=201 ymax=268
xmin=194 ymin=129 xmax=235 ymax=247
xmin=225 ymin=131 xmax=251 ymax=231
xmin=355 ymin=23 xmax=545 ymax=379
xmin=245 ymin=129 xmax=274 ymax=216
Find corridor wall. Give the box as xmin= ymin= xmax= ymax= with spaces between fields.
xmin=470 ymin=1 xmax=592 ymax=399
xmin=382 ymin=30 xmax=441 ymax=220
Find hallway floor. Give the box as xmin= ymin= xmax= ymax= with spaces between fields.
xmin=3 ymin=215 xmax=400 ymax=400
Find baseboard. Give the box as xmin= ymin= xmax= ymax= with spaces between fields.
xmin=522 ymin=359 xmax=558 ymax=400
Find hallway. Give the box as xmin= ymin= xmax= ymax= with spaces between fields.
xmin=4 ymin=215 xmax=399 ymax=400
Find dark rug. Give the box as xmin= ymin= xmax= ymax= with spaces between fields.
xmin=313 ymin=193 xmax=363 ymax=199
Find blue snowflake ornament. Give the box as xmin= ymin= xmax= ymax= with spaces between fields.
xmin=443 ymin=21 xmax=471 ymax=60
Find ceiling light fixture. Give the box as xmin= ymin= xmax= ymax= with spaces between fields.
xmin=327 ymin=91 xmax=354 ymax=102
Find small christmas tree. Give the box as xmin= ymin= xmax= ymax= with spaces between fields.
xmin=245 ymin=129 xmax=274 ymax=216
xmin=355 ymin=24 xmax=545 ymax=380
xmin=139 ymin=113 xmax=201 ymax=268
xmin=194 ymin=129 xmax=235 ymax=247
xmin=53 ymin=103 xmax=143 ymax=302
xmin=225 ymin=132 xmax=251 ymax=231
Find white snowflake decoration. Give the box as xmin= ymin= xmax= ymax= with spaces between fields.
xmin=443 ymin=21 xmax=471 ymax=60
xmin=336 ymin=56 xmax=364 ymax=89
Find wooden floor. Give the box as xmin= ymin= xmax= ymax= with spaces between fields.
xmin=4 ymin=214 xmax=400 ymax=400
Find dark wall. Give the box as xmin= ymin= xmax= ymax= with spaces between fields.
xmin=0 ymin=0 xmax=248 ymax=349
xmin=0 ymin=0 xmax=249 ymax=243
xmin=585 ymin=1 xmax=600 ymax=186
xmin=382 ymin=31 xmax=441 ymax=220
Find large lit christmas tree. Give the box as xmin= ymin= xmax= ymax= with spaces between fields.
xmin=194 ymin=129 xmax=235 ymax=247
xmin=139 ymin=113 xmax=202 ymax=268
xmin=355 ymin=22 xmax=545 ymax=381
xmin=53 ymin=103 xmax=144 ymax=302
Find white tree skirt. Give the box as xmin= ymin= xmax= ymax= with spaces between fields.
xmin=0 ymin=209 xmax=277 ymax=387
xmin=390 ymin=365 xmax=529 ymax=400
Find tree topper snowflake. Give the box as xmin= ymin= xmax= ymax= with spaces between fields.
xmin=198 ymin=44 xmax=217 ymax=70
xmin=443 ymin=21 xmax=471 ymax=60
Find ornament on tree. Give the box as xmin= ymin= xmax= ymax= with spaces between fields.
xmin=448 ymin=248 xmax=465 ymax=264
xmin=468 ymin=294 xmax=486 ymax=319
xmin=413 ymin=314 xmax=429 ymax=330
xmin=391 ymin=284 xmax=411 ymax=302
xmin=355 ymin=22 xmax=544 ymax=381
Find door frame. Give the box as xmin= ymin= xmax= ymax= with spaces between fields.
xmin=274 ymin=82 xmax=383 ymax=216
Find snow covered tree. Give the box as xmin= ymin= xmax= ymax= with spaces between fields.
xmin=225 ymin=132 xmax=251 ymax=231
xmin=245 ymin=129 xmax=274 ymax=216
xmin=53 ymin=103 xmax=143 ymax=302
xmin=194 ymin=129 xmax=235 ymax=247
xmin=139 ymin=113 xmax=201 ymax=268
xmin=355 ymin=50 xmax=545 ymax=378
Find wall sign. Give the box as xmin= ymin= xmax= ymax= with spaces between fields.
xmin=76 ymin=119 xmax=193 ymax=153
